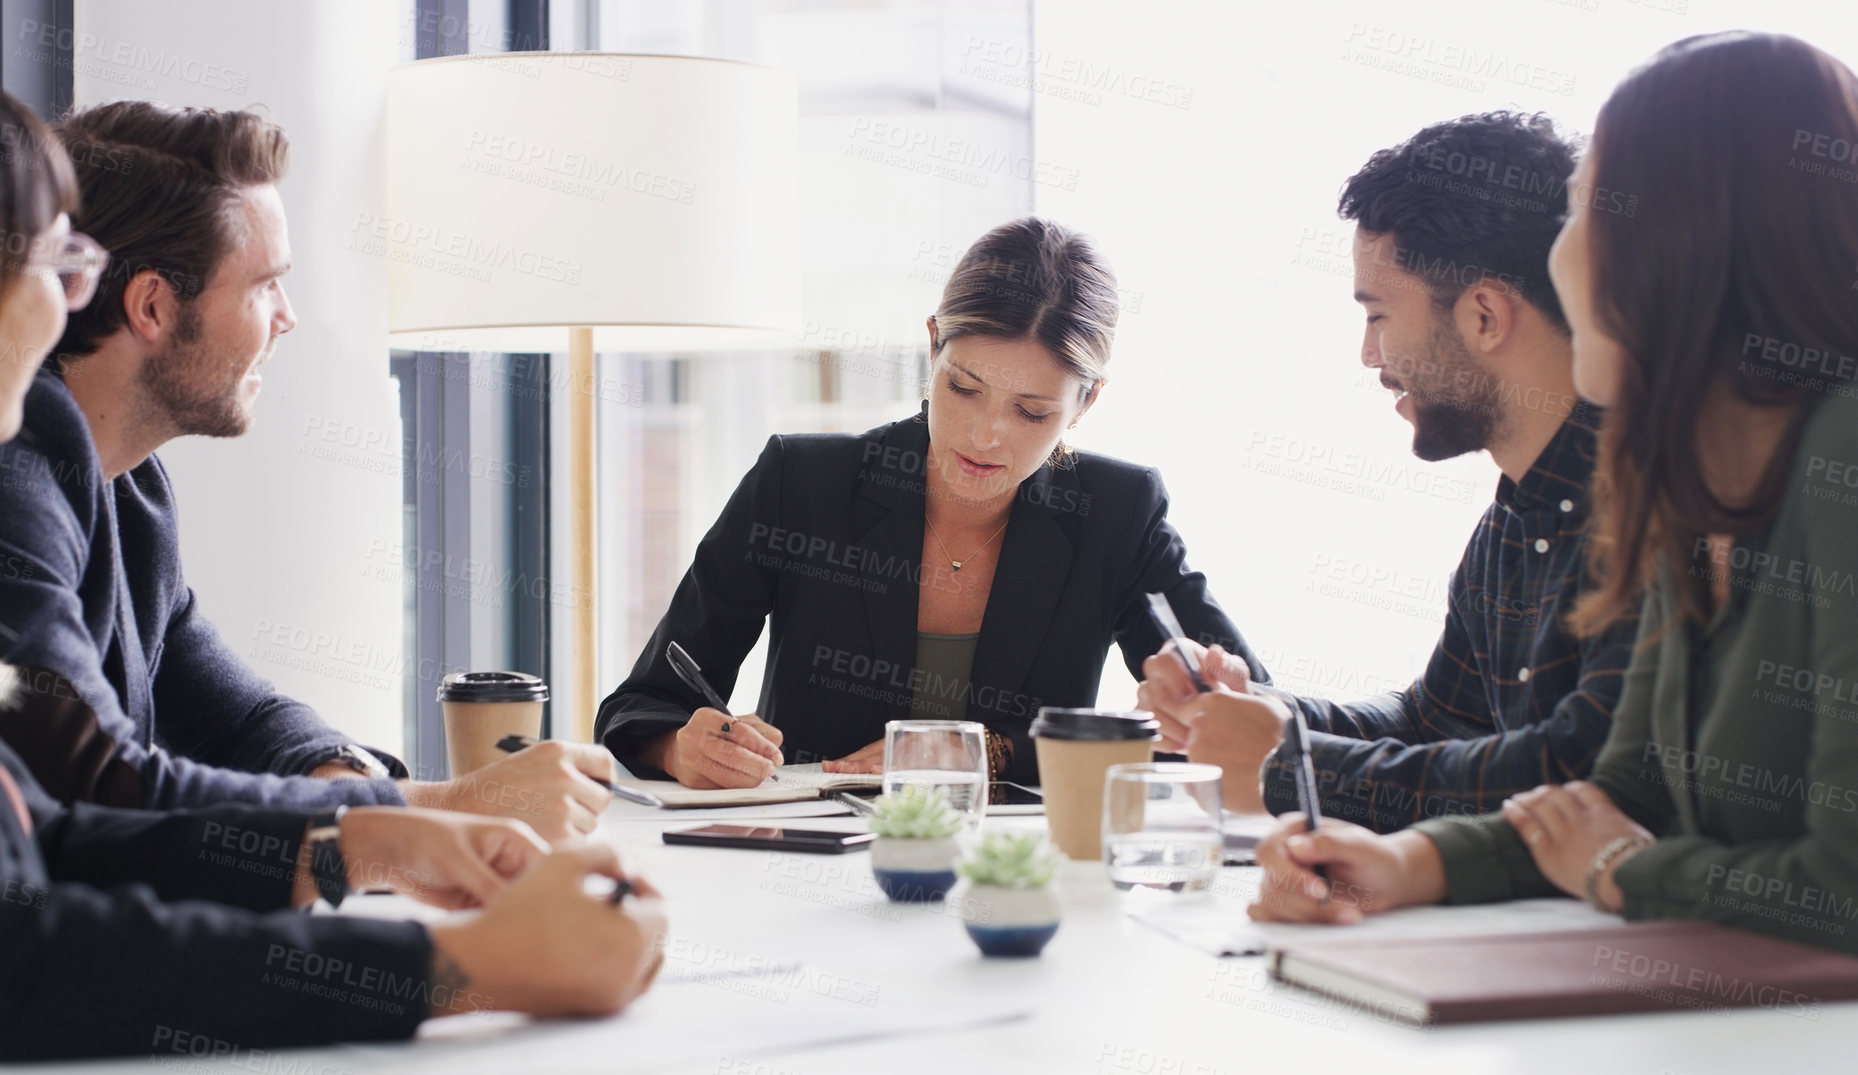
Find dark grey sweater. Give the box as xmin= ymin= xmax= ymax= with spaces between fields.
xmin=0 ymin=368 xmax=406 ymax=809
xmin=0 ymin=734 xmax=431 ymax=1059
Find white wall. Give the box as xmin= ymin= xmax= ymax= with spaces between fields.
xmin=75 ymin=0 xmax=406 ymax=756
xmin=76 ymin=0 xmax=1857 ymax=751
xmin=1031 ymin=0 xmax=1858 ymax=708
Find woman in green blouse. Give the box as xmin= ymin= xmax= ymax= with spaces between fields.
xmin=1248 ymin=30 xmax=1858 ymax=955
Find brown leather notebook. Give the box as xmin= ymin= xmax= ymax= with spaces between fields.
xmin=1268 ymin=919 xmax=1858 ymax=1025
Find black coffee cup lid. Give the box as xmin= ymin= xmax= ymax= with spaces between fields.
xmin=437 ymin=671 xmax=549 ymax=703
xmin=1030 ymin=707 xmax=1159 ymax=741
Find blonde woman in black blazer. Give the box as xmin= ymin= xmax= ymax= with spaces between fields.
xmin=597 ymin=219 xmax=1264 ymax=788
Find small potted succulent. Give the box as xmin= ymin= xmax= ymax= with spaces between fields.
xmin=952 ymin=833 xmax=1062 ymax=957
xmin=867 ymin=785 xmax=965 ymax=902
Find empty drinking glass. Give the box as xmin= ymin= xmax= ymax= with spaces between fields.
xmin=1101 ymin=762 xmax=1223 ymax=895
xmin=882 ymin=720 xmax=989 ymax=831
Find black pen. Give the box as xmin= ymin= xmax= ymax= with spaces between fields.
xmin=494 ymin=734 xmax=665 ymax=808
xmin=667 ymin=641 xmax=731 ymax=722
xmin=667 ymin=641 xmax=778 ymax=781
xmin=608 ymin=878 xmax=636 ymax=906
xmin=1145 ymin=591 xmax=1211 ymax=693
xmin=1280 ymin=707 xmax=1331 ymax=899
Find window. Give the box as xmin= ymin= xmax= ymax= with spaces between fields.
xmin=1029 ymin=0 xmax=1858 ymax=707
xmin=563 ymin=0 xmax=1036 ymax=719
xmin=396 ymin=0 xmax=1034 ymax=764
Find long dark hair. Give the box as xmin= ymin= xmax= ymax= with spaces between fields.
xmin=1571 ymin=32 xmax=1858 ymax=635
xmin=0 ymin=91 xmax=78 ymax=292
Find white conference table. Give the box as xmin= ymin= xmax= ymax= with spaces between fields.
xmin=36 ymin=799 xmax=1858 ymax=1075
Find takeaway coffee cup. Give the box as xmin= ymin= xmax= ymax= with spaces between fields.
xmin=437 ymin=672 xmax=549 ymax=778
xmin=1031 ymin=707 xmax=1160 ymax=860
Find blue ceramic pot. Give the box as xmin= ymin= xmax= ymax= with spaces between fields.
xmin=873 ymin=866 xmax=959 ymax=903
xmin=870 ymin=836 xmax=960 ymax=903
xmin=952 ymin=880 xmax=1061 ymax=957
xmin=963 ymin=921 xmax=1060 ymax=957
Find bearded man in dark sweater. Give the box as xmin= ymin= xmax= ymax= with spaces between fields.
xmin=0 ymin=102 xmax=614 ymax=840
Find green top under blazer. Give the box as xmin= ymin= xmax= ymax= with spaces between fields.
xmin=1415 ymin=387 xmax=1858 ymax=954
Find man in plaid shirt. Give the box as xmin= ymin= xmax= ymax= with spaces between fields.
xmin=1141 ymin=112 xmax=1638 ymax=833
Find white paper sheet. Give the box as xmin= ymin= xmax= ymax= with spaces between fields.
xmin=603 ymin=796 xmax=857 ymax=824
xmin=327 ymin=963 xmax=1034 ymax=1074
xmin=1127 ymin=869 xmax=1624 ymax=959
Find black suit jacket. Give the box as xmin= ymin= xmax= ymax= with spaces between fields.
xmin=596 ymin=409 xmax=1267 ymax=783
xmin=0 ymin=671 xmax=430 ymax=1060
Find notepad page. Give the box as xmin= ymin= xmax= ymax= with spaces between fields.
xmin=768 ymin=763 xmax=883 ymax=791
xmin=613 ymin=764 xmax=881 ymax=808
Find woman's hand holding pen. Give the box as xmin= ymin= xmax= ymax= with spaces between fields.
xmin=1247 ymin=817 xmax=1448 ymax=925
xmin=656 ymin=708 xmax=784 ymax=789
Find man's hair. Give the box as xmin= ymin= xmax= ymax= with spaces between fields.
xmin=1339 ymin=111 xmax=1576 ymax=331
xmin=52 ymin=101 xmax=289 ymax=361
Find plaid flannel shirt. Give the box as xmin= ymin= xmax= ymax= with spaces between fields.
xmin=1261 ymin=405 xmax=1637 ymax=832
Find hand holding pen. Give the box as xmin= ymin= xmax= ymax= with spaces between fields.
xmin=1145 ymin=591 xmax=1211 ymax=693
xmin=654 ymin=642 xmax=785 ymax=790
xmin=1246 ymin=787 xmax=1438 ymax=926
xmin=1137 ymin=591 xmax=1259 ymax=752
xmin=1279 ymin=706 xmax=1330 ymax=895
xmin=496 ymin=735 xmax=666 ymax=808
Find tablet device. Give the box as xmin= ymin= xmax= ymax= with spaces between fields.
xmin=985 ymin=781 xmax=1045 ymax=815
xmin=661 ymin=824 xmax=875 ymax=854
xmin=988 ymin=781 xmax=1043 ymax=807
xmin=828 ymin=783 xmax=1040 ymax=805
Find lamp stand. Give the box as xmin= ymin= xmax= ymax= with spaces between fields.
xmin=569 ymin=326 xmax=598 ymax=741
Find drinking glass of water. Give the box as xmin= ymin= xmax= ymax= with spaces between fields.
xmin=1101 ymin=762 xmax=1223 ymax=896
xmin=882 ymin=720 xmax=989 ymax=832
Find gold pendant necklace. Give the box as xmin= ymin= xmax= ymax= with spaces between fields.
xmin=926 ymin=515 xmax=1010 ymax=571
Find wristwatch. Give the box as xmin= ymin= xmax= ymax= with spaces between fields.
xmin=306 ymin=806 xmax=350 ymax=908
xmin=318 ymin=744 xmax=392 ymax=779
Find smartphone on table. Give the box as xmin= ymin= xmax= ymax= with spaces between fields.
xmin=661 ymin=824 xmax=875 ymax=854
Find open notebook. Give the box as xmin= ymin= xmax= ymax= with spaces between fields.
xmin=619 ymin=763 xmax=882 ymax=808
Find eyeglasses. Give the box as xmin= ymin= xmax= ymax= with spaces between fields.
xmin=26 ymin=232 xmax=110 ymax=311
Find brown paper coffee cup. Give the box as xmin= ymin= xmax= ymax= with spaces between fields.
xmin=1032 ymin=708 xmax=1159 ymax=860
xmin=437 ymin=672 xmax=549 ymax=777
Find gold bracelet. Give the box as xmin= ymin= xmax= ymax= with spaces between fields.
xmin=983 ymin=728 xmax=1013 ymax=781
xmin=1584 ymin=834 xmax=1654 ymax=912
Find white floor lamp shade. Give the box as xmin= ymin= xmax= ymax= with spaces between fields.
xmin=386 ymin=53 xmax=801 ymax=740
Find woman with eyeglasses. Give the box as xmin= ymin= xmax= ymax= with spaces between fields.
xmin=1247 ymin=31 xmax=1858 ymax=956
xmin=0 ymin=171 xmax=105 ymax=435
